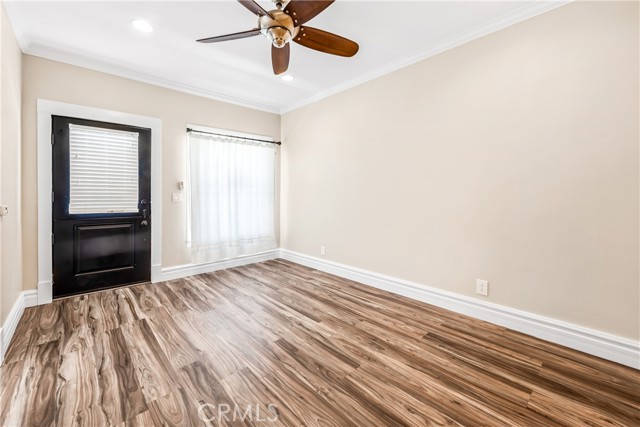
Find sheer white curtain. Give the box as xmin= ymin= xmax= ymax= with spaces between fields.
xmin=187 ymin=130 xmax=277 ymax=263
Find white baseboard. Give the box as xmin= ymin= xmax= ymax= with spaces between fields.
xmin=37 ymin=280 xmax=52 ymax=305
xmin=151 ymin=263 xmax=162 ymax=283
xmin=0 ymin=290 xmax=38 ymax=365
xmin=279 ymin=249 xmax=640 ymax=369
xmin=14 ymin=247 xmax=639 ymax=369
xmin=31 ymin=251 xmax=279 ymax=304
xmin=159 ymin=249 xmax=280 ymax=282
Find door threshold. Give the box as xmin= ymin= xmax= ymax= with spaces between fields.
xmin=53 ymin=279 xmax=152 ymax=301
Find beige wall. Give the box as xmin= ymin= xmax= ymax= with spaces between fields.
xmin=1 ymin=3 xmax=22 ymax=324
xmin=21 ymin=55 xmax=281 ymax=292
xmin=281 ymin=1 xmax=640 ymax=340
xmin=7 ymin=1 xmax=640 ymax=341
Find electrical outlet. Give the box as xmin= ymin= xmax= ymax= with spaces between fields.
xmin=476 ymin=279 xmax=489 ymax=296
xmin=320 ymin=246 xmax=326 ymax=256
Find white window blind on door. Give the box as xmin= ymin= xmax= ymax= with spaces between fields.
xmin=68 ymin=124 xmax=139 ymax=214
xmin=187 ymin=130 xmax=276 ymax=263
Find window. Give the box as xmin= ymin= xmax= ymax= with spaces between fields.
xmin=187 ymin=127 xmax=277 ymax=263
xmin=68 ymin=124 xmax=139 ymax=214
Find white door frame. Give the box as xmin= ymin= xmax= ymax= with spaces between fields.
xmin=36 ymin=99 xmax=162 ymax=304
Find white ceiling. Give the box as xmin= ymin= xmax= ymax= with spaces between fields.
xmin=5 ymin=1 xmax=567 ymax=113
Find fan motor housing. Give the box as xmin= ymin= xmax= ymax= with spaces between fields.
xmin=259 ymin=10 xmax=296 ymax=48
xmin=273 ymin=0 xmax=291 ymax=9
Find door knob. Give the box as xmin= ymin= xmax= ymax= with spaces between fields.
xmin=140 ymin=199 xmax=149 ymax=219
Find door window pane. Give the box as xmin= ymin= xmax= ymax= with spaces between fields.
xmin=68 ymin=124 xmax=139 ymax=214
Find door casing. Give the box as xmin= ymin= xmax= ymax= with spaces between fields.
xmin=36 ymin=99 xmax=162 ymax=305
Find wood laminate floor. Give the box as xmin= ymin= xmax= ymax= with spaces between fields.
xmin=1 ymin=260 xmax=638 ymax=426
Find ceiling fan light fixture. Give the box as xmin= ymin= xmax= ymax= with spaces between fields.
xmin=131 ymin=19 xmax=153 ymax=33
xmin=265 ymin=26 xmax=291 ymax=48
xmin=196 ymin=0 xmax=359 ymax=75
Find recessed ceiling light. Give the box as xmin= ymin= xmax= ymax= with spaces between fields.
xmin=131 ymin=19 xmax=153 ymax=33
xmin=281 ymin=74 xmax=294 ymax=82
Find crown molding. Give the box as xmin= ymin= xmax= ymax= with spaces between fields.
xmin=2 ymin=0 xmax=31 ymax=48
xmin=22 ymin=43 xmax=282 ymax=114
xmin=5 ymin=0 xmax=571 ymax=116
xmin=279 ymin=0 xmax=572 ymax=114
xmin=3 ymin=0 xmax=282 ymax=113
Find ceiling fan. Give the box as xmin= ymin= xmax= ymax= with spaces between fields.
xmin=196 ymin=0 xmax=359 ymax=75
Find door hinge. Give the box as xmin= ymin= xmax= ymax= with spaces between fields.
xmin=51 ymin=191 xmax=55 ymax=203
xmin=51 ymin=233 xmax=55 ymax=245
xmin=51 ymin=133 xmax=55 ymax=146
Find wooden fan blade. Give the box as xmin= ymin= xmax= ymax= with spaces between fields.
xmin=237 ymin=0 xmax=269 ymax=17
xmin=285 ymin=0 xmax=334 ymax=26
xmin=293 ymin=26 xmax=359 ymax=57
xmin=272 ymin=43 xmax=290 ymax=75
xmin=197 ymin=28 xmax=261 ymax=43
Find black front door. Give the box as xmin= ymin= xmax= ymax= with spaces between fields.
xmin=52 ymin=116 xmax=151 ymax=298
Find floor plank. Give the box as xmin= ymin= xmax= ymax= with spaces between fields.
xmin=92 ymin=327 xmax=148 ymax=425
xmin=1 ymin=260 xmax=638 ymax=426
